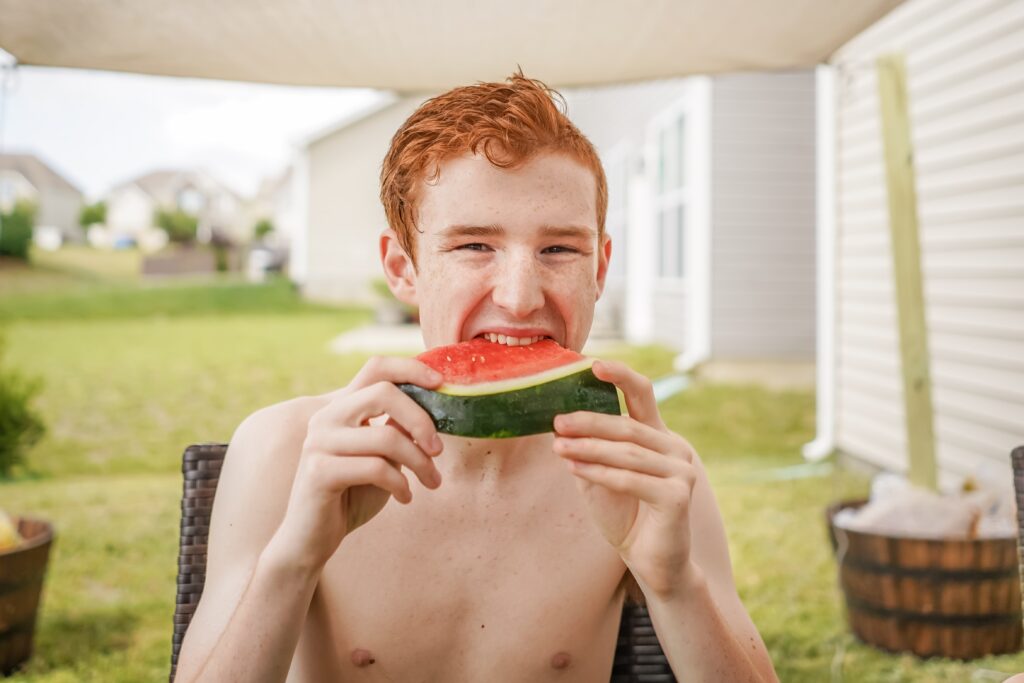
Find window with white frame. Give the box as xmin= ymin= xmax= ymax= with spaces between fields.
xmin=653 ymin=113 xmax=686 ymax=280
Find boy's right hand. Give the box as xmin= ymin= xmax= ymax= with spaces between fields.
xmin=267 ymin=356 xmax=444 ymax=573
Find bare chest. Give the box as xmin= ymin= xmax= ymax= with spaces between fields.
xmin=290 ymin=484 xmax=627 ymax=682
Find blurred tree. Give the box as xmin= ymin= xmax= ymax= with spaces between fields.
xmin=79 ymin=201 xmax=107 ymax=227
xmin=155 ymin=208 xmax=198 ymax=244
xmin=0 ymin=200 xmax=37 ymax=260
xmin=253 ymin=218 xmax=274 ymax=242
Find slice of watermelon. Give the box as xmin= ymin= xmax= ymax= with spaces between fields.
xmin=398 ymin=338 xmax=620 ymax=438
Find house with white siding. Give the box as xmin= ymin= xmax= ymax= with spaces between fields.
xmin=290 ymin=95 xmax=422 ymax=301
xmin=105 ymin=169 xmax=247 ymax=246
xmin=293 ymin=72 xmax=818 ymax=363
xmin=804 ymin=0 xmax=1024 ymax=483
xmin=0 ymin=152 xmax=83 ymax=244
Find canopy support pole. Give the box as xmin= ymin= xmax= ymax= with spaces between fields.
xmin=877 ymin=53 xmax=937 ymax=491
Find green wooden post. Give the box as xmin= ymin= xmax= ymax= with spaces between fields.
xmin=877 ymin=54 xmax=938 ymax=491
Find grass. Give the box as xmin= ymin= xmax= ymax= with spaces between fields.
xmin=28 ymin=245 xmax=143 ymax=283
xmin=1 ymin=251 xmax=1023 ymax=681
xmin=1 ymin=250 xmax=342 ymax=323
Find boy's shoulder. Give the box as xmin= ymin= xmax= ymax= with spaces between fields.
xmin=236 ymin=393 xmax=332 ymax=445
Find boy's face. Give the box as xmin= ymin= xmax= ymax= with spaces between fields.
xmin=382 ymin=151 xmax=610 ymax=352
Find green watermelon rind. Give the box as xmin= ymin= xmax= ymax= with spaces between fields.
xmin=398 ymin=367 xmax=621 ymax=438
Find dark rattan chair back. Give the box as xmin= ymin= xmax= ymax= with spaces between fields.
xmin=1013 ymin=446 xmax=1024 ymax=634
xmin=170 ymin=443 xmax=675 ymax=682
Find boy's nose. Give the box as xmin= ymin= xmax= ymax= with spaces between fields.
xmin=491 ymin=253 xmax=545 ymax=318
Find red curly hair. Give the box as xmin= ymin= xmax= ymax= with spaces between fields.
xmin=380 ymin=72 xmax=608 ymax=265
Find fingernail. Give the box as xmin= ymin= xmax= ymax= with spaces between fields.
xmin=432 ymin=434 xmax=444 ymax=452
xmin=432 ymin=469 xmax=443 ymax=487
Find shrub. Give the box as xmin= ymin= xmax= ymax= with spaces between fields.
xmin=253 ymin=219 xmax=274 ymax=241
xmin=0 ymin=200 xmax=37 ymax=260
xmin=0 ymin=333 xmax=46 ymax=479
xmin=155 ymin=208 xmax=198 ymax=244
xmin=79 ymin=201 xmax=107 ymax=227
xmin=213 ymin=244 xmax=229 ymax=272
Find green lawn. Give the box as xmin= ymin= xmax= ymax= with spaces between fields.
xmin=28 ymin=245 xmax=143 ymax=283
xmin=1 ymin=253 xmax=1022 ymax=681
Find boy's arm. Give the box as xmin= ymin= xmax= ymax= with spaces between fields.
xmin=553 ymin=359 xmax=778 ymax=682
xmin=174 ymin=399 xmax=319 ymax=683
xmin=174 ymin=354 xmax=444 ymax=683
xmin=643 ymin=452 xmax=778 ymax=682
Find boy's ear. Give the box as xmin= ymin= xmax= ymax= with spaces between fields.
xmin=595 ymin=234 xmax=613 ymax=299
xmin=380 ymin=229 xmax=418 ymax=306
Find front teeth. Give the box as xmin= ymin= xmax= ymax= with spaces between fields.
xmin=482 ymin=333 xmax=547 ymax=346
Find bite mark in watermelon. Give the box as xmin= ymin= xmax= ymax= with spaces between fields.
xmin=399 ymin=338 xmax=620 ymax=438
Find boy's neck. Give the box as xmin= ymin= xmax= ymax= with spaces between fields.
xmin=437 ymin=432 xmax=555 ymax=486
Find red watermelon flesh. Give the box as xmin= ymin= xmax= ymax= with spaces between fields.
xmin=416 ymin=338 xmax=593 ymax=396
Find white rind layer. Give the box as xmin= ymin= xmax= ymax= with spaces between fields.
xmin=436 ymin=357 xmax=595 ymax=397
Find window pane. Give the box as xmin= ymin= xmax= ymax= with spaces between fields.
xmin=676 ymin=115 xmax=686 ymax=189
xmin=658 ymin=207 xmax=680 ymax=278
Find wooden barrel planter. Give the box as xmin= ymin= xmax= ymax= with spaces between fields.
xmin=0 ymin=517 xmax=55 ymax=675
xmin=826 ymin=500 xmax=1022 ymax=660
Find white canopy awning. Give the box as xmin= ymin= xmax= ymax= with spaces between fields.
xmin=0 ymin=1 xmax=904 ymax=90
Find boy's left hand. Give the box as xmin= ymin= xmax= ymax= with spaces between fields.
xmin=553 ymin=359 xmax=698 ymax=600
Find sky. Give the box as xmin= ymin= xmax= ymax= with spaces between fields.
xmin=0 ymin=49 xmax=386 ymax=200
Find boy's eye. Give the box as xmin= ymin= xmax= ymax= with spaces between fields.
xmin=456 ymin=243 xmax=492 ymax=252
xmin=542 ymin=245 xmax=578 ymax=254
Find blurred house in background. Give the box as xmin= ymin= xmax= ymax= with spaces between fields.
xmin=104 ymin=168 xmax=246 ymax=245
xmin=289 ymin=95 xmax=423 ymax=302
xmin=293 ymin=73 xmax=817 ymax=365
xmin=0 ymin=151 xmax=83 ymax=246
xmin=245 ymin=167 xmax=300 ymax=251
xmin=805 ymin=0 xmax=1024 ymax=482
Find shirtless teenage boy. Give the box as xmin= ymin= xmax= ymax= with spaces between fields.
xmin=174 ymin=73 xmax=779 ymax=683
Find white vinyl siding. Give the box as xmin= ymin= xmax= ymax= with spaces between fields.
xmin=832 ymin=0 xmax=1024 ymax=478
xmin=709 ymin=71 xmax=817 ymax=359
xmin=605 ymin=151 xmax=629 ymax=284
xmin=303 ymin=98 xmax=424 ymax=303
xmin=592 ymin=147 xmax=631 ymax=337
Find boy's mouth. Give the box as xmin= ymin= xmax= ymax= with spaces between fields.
xmin=475 ymin=332 xmax=554 ymax=347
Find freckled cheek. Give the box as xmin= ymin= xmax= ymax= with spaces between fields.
xmin=545 ymin=262 xmax=600 ymax=337
xmin=547 ymin=261 xmax=601 ymax=302
xmin=417 ymin=263 xmax=491 ymax=328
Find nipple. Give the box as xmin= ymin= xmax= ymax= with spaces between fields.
xmin=351 ymin=648 xmax=376 ymax=667
xmin=550 ymin=651 xmax=572 ymax=669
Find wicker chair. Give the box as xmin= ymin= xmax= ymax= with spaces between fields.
xmin=1014 ymin=446 xmax=1024 ymax=632
xmin=169 ymin=443 xmax=676 ymax=682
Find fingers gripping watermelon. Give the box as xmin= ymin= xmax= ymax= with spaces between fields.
xmin=398 ymin=338 xmax=621 ymax=438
